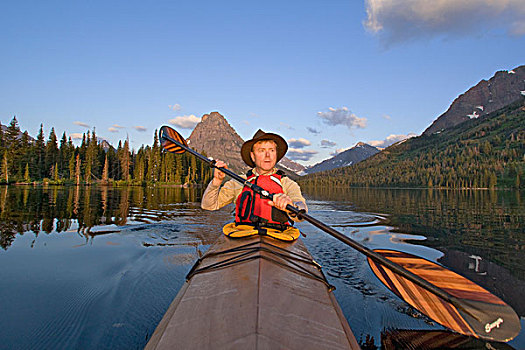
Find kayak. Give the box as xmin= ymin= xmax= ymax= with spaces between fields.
xmin=145 ymin=233 xmax=360 ymax=349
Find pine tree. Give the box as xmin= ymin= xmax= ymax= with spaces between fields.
xmin=162 ymin=152 xmax=175 ymax=182
xmin=174 ymin=155 xmax=182 ymax=184
xmin=84 ymin=158 xmax=92 ymax=184
xmin=89 ymin=129 xmax=100 ymax=177
xmin=53 ymin=163 xmax=59 ymax=181
xmin=115 ymin=141 xmax=123 ymax=180
xmin=102 ymin=154 xmax=109 ymax=183
xmin=24 ymin=163 xmax=30 ymax=182
xmin=0 ymin=122 xmax=4 ymax=150
xmin=84 ymin=130 xmax=99 ymax=183
xmin=59 ymin=132 xmax=68 ymax=177
xmin=120 ymin=139 xmax=130 ymax=181
xmin=34 ymin=124 xmax=45 ymax=180
xmin=75 ymin=154 xmax=82 ymax=185
xmin=190 ymin=156 xmax=197 ymax=183
xmin=69 ymin=153 xmax=76 ymax=181
xmin=134 ymin=152 xmax=145 ymax=182
xmin=18 ymin=131 xmax=31 ymax=179
xmin=45 ymin=128 xmax=59 ymax=178
xmin=489 ymin=172 xmax=497 ymax=189
xmin=1 ymin=151 xmax=8 ymax=183
xmin=146 ymin=131 xmax=161 ymax=183
xmin=5 ymin=117 xmax=21 ymax=180
xmin=5 ymin=116 xmax=20 ymax=146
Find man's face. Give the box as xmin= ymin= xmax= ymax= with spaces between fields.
xmin=250 ymin=140 xmax=277 ymax=173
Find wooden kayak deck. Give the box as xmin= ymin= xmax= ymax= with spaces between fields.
xmin=145 ymin=234 xmax=360 ymax=349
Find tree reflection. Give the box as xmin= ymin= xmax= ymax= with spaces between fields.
xmin=304 ymin=187 xmax=524 ymax=280
xmin=0 ymin=185 xmax=200 ymax=250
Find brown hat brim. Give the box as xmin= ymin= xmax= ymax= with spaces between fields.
xmin=241 ymin=130 xmax=288 ymax=168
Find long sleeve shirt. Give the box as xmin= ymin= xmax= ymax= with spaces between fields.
xmin=201 ymin=168 xmax=307 ymax=222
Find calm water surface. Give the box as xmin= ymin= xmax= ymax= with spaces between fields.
xmin=0 ymin=185 xmax=523 ymax=349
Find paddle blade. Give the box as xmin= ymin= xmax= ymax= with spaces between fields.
xmin=159 ymin=125 xmax=188 ymax=154
xmin=368 ymin=250 xmax=521 ymax=342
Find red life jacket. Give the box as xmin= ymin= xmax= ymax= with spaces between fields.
xmin=235 ymin=170 xmax=292 ymax=229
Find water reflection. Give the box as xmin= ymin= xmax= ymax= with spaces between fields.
xmin=0 ymin=185 xmax=229 ymax=350
xmin=381 ymin=329 xmax=515 ymax=349
xmin=0 ymin=185 xmax=203 ymax=250
xmin=303 ymin=187 xmax=524 ymax=280
xmin=0 ymin=185 xmax=523 ymax=349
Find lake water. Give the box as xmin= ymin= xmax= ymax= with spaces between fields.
xmin=0 ymin=185 xmax=523 ymax=349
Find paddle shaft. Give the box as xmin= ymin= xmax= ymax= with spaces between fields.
xmin=162 ymin=133 xmax=468 ymax=314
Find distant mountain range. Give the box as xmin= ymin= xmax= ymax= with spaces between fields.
xmin=303 ymin=142 xmax=379 ymax=174
xmin=300 ymin=96 xmax=524 ymax=188
xmin=185 ymin=112 xmax=380 ymax=176
xmin=186 ymin=65 xmax=525 ymax=179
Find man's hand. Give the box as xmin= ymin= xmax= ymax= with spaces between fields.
xmin=268 ymin=193 xmax=294 ymax=213
xmin=212 ymin=160 xmax=227 ymax=186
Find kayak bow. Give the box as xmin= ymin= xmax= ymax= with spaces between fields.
xmin=145 ymin=234 xmax=360 ymax=349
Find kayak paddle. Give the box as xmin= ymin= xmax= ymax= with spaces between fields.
xmin=159 ymin=125 xmax=521 ymax=342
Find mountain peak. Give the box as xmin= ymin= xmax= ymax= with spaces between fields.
xmin=201 ymin=111 xmax=226 ymax=123
xmin=188 ymin=112 xmax=247 ymax=173
xmin=424 ymin=65 xmax=525 ymax=135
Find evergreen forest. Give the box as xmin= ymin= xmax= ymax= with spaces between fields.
xmin=0 ymin=118 xmax=212 ymax=186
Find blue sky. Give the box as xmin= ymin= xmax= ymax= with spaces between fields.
xmin=1 ymin=0 xmax=524 ymax=165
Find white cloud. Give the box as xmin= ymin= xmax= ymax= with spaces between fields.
xmin=364 ymin=0 xmax=525 ymax=43
xmin=317 ymin=107 xmax=367 ymax=130
xmin=70 ymin=133 xmax=83 ymax=140
xmin=112 ymin=124 xmax=125 ymax=129
xmin=321 ymin=139 xmax=337 ymax=148
xmin=288 ymin=138 xmax=311 ymax=148
xmin=368 ymin=133 xmax=417 ymax=148
xmin=287 ymin=148 xmax=318 ymax=162
xmin=133 ymin=126 xmax=147 ymax=132
xmin=73 ymin=121 xmax=89 ymax=128
xmin=306 ymin=127 xmax=321 ymax=135
xmin=168 ymin=115 xmax=201 ymax=129
xmin=168 ymin=104 xmax=182 ymax=111
xmin=108 ymin=127 xmax=119 ymax=133
xmin=382 ymin=114 xmax=391 ymax=120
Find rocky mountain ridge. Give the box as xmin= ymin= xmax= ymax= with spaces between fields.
xmin=304 ymin=142 xmax=380 ymax=174
xmin=424 ymin=65 xmax=525 ymax=135
xmin=188 ymin=112 xmax=246 ymax=173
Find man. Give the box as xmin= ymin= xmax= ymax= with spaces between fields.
xmin=201 ymin=129 xmax=307 ymax=230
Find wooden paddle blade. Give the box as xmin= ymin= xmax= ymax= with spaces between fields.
xmin=159 ymin=125 xmax=188 ymax=154
xmin=368 ymin=249 xmax=521 ymax=342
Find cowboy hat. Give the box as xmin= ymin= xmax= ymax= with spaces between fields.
xmin=241 ymin=129 xmax=288 ymax=168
